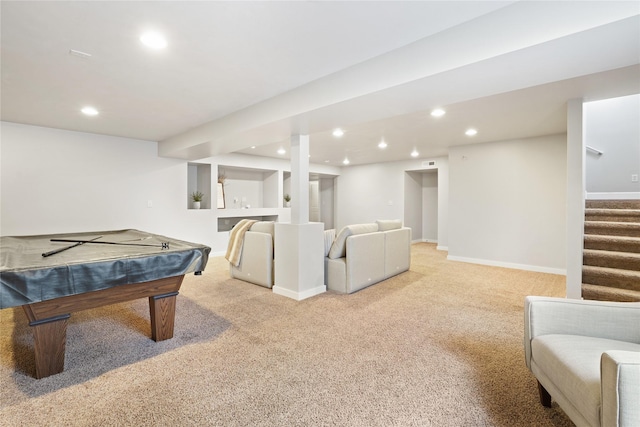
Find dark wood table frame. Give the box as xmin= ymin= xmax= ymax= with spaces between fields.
xmin=21 ymin=275 xmax=185 ymax=379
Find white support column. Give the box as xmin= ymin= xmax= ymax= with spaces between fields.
xmin=566 ymin=99 xmax=585 ymax=299
xmin=273 ymin=134 xmax=325 ymax=301
xmin=290 ymin=134 xmax=310 ymax=224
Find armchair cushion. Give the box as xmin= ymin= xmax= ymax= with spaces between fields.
xmin=531 ymin=335 xmax=640 ymax=427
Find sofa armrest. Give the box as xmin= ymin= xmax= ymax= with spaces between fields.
xmin=524 ymin=297 xmax=640 ymax=368
xmin=383 ymin=227 xmax=411 ymax=279
xmin=601 ymin=350 xmax=640 ymax=427
xmin=345 ymin=232 xmax=385 ymax=293
xmin=230 ymin=231 xmax=274 ymax=288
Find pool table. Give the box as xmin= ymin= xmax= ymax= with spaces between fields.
xmin=0 ymin=229 xmax=210 ymax=378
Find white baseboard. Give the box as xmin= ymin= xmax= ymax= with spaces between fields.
xmin=272 ymin=285 xmax=326 ymax=301
xmin=436 ymin=245 xmax=448 ymax=251
xmin=411 ymin=239 xmax=438 ymax=244
xmin=446 ymin=255 xmax=566 ymax=275
xmin=587 ymin=192 xmax=640 ymax=200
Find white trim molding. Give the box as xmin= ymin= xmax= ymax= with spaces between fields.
xmin=272 ymin=285 xmax=326 ymax=301
xmin=587 ymin=192 xmax=640 ymax=200
xmin=447 ymin=255 xmax=566 ymax=276
xmin=436 ymin=245 xmax=449 ymax=251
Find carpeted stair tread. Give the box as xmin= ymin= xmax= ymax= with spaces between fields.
xmin=583 ymin=249 xmax=640 ymax=271
xmin=582 ymin=265 xmax=640 ymax=291
xmin=586 ymin=200 xmax=640 ymax=209
xmin=585 ymin=208 xmax=640 ymax=223
xmin=583 ymin=234 xmax=640 ymax=253
xmin=582 ymin=200 xmax=640 ymax=302
xmin=582 ymin=283 xmax=640 ymax=302
xmin=584 ymin=221 xmax=640 ymax=237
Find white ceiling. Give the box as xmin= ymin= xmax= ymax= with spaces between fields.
xmin=2 ymin=1 xmax=639 ymax=166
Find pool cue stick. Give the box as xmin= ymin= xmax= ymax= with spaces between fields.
xmin=50 ymin=238 xmax=170 ymax=249
xmin=42 ymin=236 xmax=103 ymax=257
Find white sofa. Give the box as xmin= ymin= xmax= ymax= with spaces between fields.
xmin=229 ymin=221 xmax=274 ymax=288
xmin=324 ymin=220 xmax=411 ymax=294
xmin=524 ymin=296 xmax=640 ymax=427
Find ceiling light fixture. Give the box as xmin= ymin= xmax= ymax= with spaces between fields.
xmin=81 ymin=106 xmax=99 ymax=116
xmin=378 ymin=140 xmax=388 ymax=149
xmin=251 ymin=146 xmax=256 ymax=149
xmin=140 ymin=31 xmax=167 ymax=49
xmin=277 ymin=148 xmax=286 ymax=155
xmin=332 ymin=128 xmax=345 ymax=138
xmin=431 ymin=108 xmax=446 ymax=117
xmin=411 ymin=149 xmax=419 ymax=158
xmin=69 ymin=49 xmax=92 ymax=59
xmin=465 ymin=128 xmax=478 ymax=136
xmin=343 ymin=158 xmax=350 ymax=165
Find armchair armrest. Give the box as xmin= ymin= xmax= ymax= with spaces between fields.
xmin=524 ymin=296 xmax=640 ymax=368
xmin=601 ymin=350 xmax=640 ymax=427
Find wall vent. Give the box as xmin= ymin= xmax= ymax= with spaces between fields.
xmin=422 ymin=160 xmax=436 ymax=167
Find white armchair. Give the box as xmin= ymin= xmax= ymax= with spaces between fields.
xmin=524 ymin=296 xmax=640 ymax=427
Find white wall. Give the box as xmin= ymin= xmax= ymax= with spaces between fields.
xmin=585 ymin=94 xmax=640 ymax=196
xmin=404 ymin=171 xmax=423 ymax=240
xmin=336 ymin=162 xmax=406 ymax=228
xmin=435 ymin=161 xmax=449 ymax=250
xmin=336 ymin=157 xmax=449 ymax=248
xmin=319 ymin=178 xmax=334 ymax=229
xmin=422 ymin=172 xmax=438 ymax=242
xmin=0 ymin=123 xmax=340 ymax=255
xmin=0 ymin=122 xmax=209 ymax=241
xmin=448 ymin=134 xmax=567 ymax=274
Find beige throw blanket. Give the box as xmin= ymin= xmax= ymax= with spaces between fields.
xmin=225 ymin=219 xmax=258 ymax=267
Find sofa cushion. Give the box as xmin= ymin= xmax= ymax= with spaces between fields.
xmin=250 ymin=221 xmax=274 ymax=236
xmin=328 ymin=223 xmax=378 ymax=259
xmin=324 ymin=229 xmax=336 ymax=257
xmin=376 ymin=219 xmax=402 ymax=231
xmin=531 ymin=334 xmax=640 ymax=427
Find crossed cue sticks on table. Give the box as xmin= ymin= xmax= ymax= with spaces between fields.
xmin=42 ymin=236 xmax=170 ymax=257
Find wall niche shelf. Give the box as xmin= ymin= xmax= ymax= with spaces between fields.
xmin=218 ymin=207 xmax=281 ymax=218
xmin=217 ymin=214 xmax=279 ymax=232
xmin=187 ymin=163 xmax=211 ymax=209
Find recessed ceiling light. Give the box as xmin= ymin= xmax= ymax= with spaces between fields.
xmin=140 ymin=31 xmax=167 ymax=49
xmin=343 ymin=158 xmax=350 ymax=165
xmin=431 ymin=108 xmax=446 ymax=117
xmin=277 ymin=148 xmax=286 ymax=155
xmin=251 ymin=146 xmax=256 ymax=149
xmin=81 ymin=106 xmax=99 ymax=116
xmin=324 ymin=160 xmax=330 ymax=163
xmin=69 ymin=49 xmax=92 ymax=59
xmin=465 ymin=128 xmax=478 ymax=136
xmin=332 ymin=128 xmax=345 ymax=138
xmin=378 ymin=140 xmax=388 ymax=149
xmin=411 ymin=149 xmax=419 ymax=158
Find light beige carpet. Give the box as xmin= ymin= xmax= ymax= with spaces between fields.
xmin=0 ymin=243 xmax=574 ymax=426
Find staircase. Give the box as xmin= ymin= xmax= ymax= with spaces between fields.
xmin=582 ymin=199 xmax=640 ymax=302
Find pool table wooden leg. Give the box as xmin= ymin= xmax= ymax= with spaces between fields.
xmin=22 ymin=309 xmax=70 ymax=379
xmin=148 ymin=292 xmax=179 ymax=341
